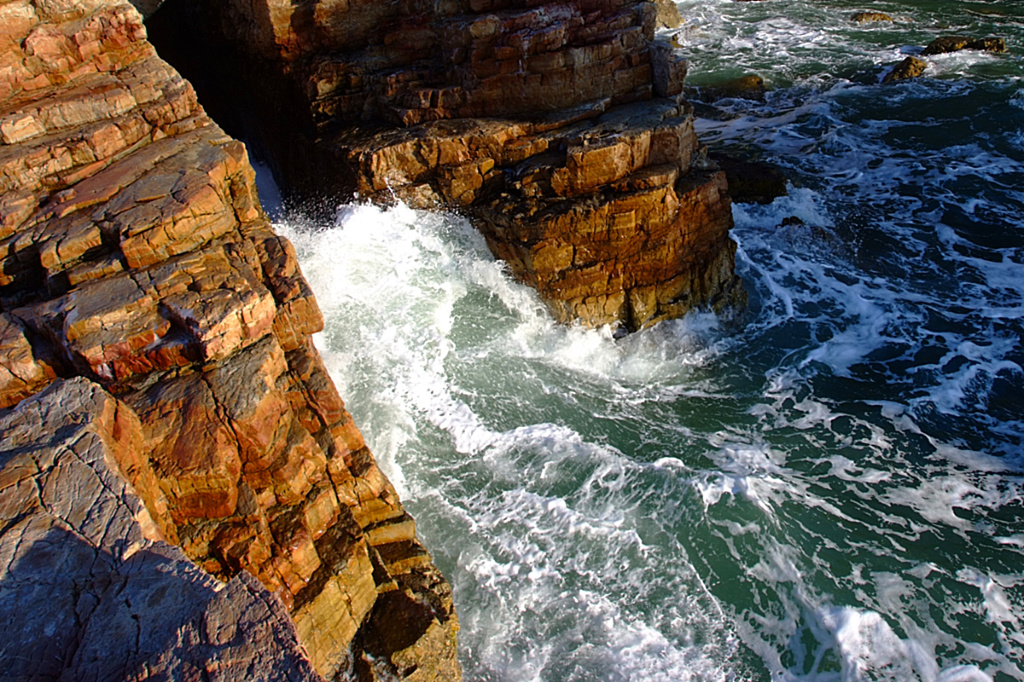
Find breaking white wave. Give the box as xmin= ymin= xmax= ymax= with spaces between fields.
xmin=276 ymin=204 xmax=752 ymax=680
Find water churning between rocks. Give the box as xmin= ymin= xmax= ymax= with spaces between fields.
xmin=273 ymin=0 xmax=1024 ymax=679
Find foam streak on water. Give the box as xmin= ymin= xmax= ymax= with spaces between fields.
xmin=275 ymin=1 xmax=1024 ymax=679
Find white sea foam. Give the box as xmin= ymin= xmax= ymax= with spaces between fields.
xmin=819 ymin=605 xmax=993 ymax=682
xmin=276 ymin=200 xmax=754 ymax=680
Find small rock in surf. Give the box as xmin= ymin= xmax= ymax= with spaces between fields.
xmin=851 ymin=11 xmax=893 ymax=23
xmin=655 ymin=0 xmax=683 ymax=29
xmin=882 ymin=56 xmax=927 ymax=83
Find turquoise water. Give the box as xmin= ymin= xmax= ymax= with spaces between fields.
xmin=276 ymin=1 xmax=1024 ymax=679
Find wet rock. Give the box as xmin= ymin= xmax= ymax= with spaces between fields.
xmin=709 ymin=152 xmax=788 ymax=205
xmin=882 ymin=56 xmax=928 ymax=83
xmin=921 ymin=35 xmax=1007 ymax=56
xmin=851 ymin=11 xmax=893 ymax=23
xmin=693 ymin=74 xmax=767 ymax=102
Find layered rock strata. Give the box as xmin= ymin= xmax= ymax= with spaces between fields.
xmin=0 ymin=2 xmax=458 ymax=679
xmin=176 ymin=0 xmax=744 ymax=330
xmin=0 ymin=378 xmax=322 ymax=682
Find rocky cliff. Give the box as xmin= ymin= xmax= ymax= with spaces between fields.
xmin=161 ymin=0 xmax=745 ymax=331
xmin=0 ymin=2 xmax=458 ymax=679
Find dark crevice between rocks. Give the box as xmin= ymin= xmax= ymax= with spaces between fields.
xmin=144 ymin=1 xmax=248 ymax=147
xmin=144 ymin=0 xmax=339 ymax=218
xmin=349 ymin=584 xmax=434 ymax=682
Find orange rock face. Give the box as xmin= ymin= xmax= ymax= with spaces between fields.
xmin=0 ymin=2 xmax=458 ymax=679
xmin=185 ymin=0 xmax=743 ymax=331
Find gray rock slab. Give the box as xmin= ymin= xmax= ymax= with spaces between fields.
xmin=0 ymin=378 xmax=322 ymax=682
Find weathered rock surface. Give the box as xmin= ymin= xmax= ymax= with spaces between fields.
xmin=655 ymin=0 xmax=683 ymax=30
xmin=851 ymin=11 xmax=893 ymax=23
xmin=0 ymin=378 xmax=322 ymax=682
xmin=921 ymin=35 xmax=1007 ymax=56
xmin=173 ymin=0 xmax=744 ymax=331
xmin=882 ymin=55 xmax=927 ymax=83
xmin=0 ymin=2 xmax=458 ymax=679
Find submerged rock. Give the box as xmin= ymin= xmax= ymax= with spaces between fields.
xmin=709 ymin=152 xmax=788 ymax=205
xmin=922 ymin=35 xmax=1007 ymax=55
xmin=693 ymin=74 xmax=768 ymax=102
xmin=882 ymin=56 xmax=928 ymax=83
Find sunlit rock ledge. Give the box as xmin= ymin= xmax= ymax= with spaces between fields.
xmin=154 ymin=0 xmax=746 ymax=332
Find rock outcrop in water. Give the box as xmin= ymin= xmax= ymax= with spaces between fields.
xmin=921 ymin=35 xmax=1007 ymax=56
xmin=880 ymin=35 xmax=1007 ymax=84
xmin=882 ymin=55 xmax=928 ymax=83
xmin=851 ymin=11 xmax=893 ymax=23
xmin=0 ymin=3 xmax=458 ymax=679
xmin=171 ymin=0 xmax=744 ymax=331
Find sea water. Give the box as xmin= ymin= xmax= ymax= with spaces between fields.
xmin=272 ymin=1 xmax=1024 ymax=679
